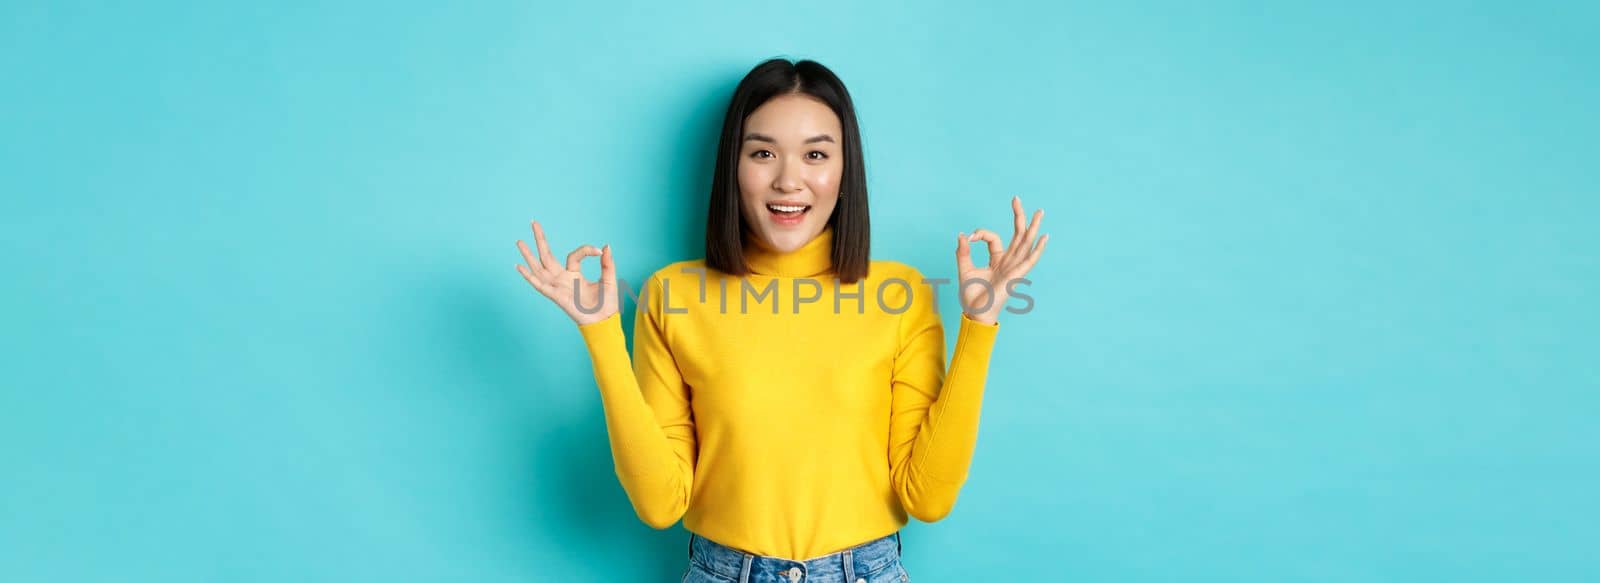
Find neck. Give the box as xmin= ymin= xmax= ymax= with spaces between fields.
xmin=743 ymin=226 xmax=835 ymax=277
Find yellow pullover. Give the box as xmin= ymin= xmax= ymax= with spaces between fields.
xmin=577 ymin=225 xmax=1000 ymax=560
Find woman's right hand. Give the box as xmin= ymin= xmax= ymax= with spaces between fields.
xmin=516 ymin=219 xmax=619 ymax=326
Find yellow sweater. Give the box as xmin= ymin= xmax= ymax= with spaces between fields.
xmin=576 ymin=225 xmax=1000 ymax=560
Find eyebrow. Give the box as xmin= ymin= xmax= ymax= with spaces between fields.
xmin=742 ymin=132 xmax=836 ymax=145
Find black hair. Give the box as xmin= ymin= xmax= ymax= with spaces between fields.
xmin=704 ymin=58 xmax=871 ymax=284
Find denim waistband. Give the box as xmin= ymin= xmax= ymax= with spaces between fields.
xmin=688 ymin=531 xmax=902 ymax=583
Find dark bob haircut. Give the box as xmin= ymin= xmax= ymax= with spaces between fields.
xmin=704 ymin=58 xmax=871 ymax=284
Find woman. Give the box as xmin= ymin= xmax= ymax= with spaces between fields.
xmin=516 ymin=58 xmax=1047 ymax=583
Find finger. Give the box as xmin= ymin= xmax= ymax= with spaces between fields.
xmin=531 ymin=221 xmax=561 ymax=272
xmin=1011 ymin=196 xmax=1026 ymax=246
xmin=969 ymin=228 xmax=1004 ymax=265
xmin=1016 ymin=233 xmax=1049 ymax=276
xmin=600 ymin=244 xmax=617 ymax=286
xmin=1020 ymin=208 xmax=1044 ymax=257
xmin=955 ymin=231 xmax=976 ymax=273
xmin=515 ymin=263 xmax=554 ymax=297
xmin=516 ymin=239 xmax=545 ymax=276
xmin=566 ymin=245 xmax=601 ymax=272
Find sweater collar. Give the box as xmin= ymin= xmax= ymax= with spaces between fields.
xmin=744 ymin=225 xmax=835 ymax=277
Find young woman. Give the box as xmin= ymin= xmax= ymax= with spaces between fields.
xmin=516 ymin=58 xmax=1047 ymax=583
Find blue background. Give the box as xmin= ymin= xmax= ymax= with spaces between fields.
xmin=3 ymin=1 xmax=1596 ymax=581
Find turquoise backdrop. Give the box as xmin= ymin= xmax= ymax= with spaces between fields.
xmin=3 ymin=1 xmax=1596 ymax=581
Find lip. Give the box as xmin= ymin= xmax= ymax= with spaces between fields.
xmin=765 ymin=200 xmax=811 ymax=227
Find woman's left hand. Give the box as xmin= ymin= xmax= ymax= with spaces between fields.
xmin=955 ymin=196 xmax=1049 ymax=325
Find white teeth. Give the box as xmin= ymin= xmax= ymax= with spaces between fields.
xmin=768 ymin=204 xmax=807 ymax=213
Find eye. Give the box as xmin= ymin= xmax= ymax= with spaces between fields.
xmin=807 ymin=151 xmax=829 ymax=160
xmin=748 ymin=150 xmax=773 ymax=159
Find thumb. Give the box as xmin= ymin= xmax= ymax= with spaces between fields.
xmin=955 ymin=232 xmax=975 ymax=274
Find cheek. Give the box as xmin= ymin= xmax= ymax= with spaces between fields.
xmin=804 ymin=166 xmax=841 ymax=195
xmin=737 ymin=160 xmax=769 ymax=197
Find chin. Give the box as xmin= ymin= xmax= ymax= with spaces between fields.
xmin=759 ymin=224 xmax=816 ymax=250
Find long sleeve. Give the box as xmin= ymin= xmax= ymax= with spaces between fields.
xmin=576 ymin=273 xmax=697 ymax=529
xmin=887 ymin=272 xmax=1000 ymax=522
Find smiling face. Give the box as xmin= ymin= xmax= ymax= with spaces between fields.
xmin=737 ymin=93 xmax=844 ymax=253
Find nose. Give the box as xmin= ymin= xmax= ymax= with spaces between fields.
xmin=773 ymin=156 xmax=804 ymax=193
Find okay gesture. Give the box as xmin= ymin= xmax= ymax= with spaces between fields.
xmin=955 ymin=196 xmax=1049 ymax=325
xmin=516 ymin=220 xmax=619 ymax=326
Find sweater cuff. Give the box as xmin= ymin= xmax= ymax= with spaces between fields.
xmin=957 ymin=311 xmax=1000 ymax=331
xmin=577 ymin=311 xmax=627 ymax=368
xmin=952 ymin=312 xmax=1000 ymax=368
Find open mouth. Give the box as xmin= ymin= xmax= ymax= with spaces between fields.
xmin=766 ymin=203 xmax=812 ymax=221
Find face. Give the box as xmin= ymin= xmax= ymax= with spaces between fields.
xmin=738 ymin=93 xmax=844 ymax=253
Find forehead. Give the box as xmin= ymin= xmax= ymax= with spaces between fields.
xmin=744 ymin=94 xmax=842 ymax=138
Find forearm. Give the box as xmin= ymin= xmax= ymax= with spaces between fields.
xmin=915 ymin=313 xmax=998 ymax=476
xmin=578 ymin=313 xmax=692 ymax=528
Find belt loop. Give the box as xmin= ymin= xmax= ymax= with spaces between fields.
xmin=739 ymin=554 xmax=754 ymax=583
xmin=896 ymin=531 xmax=902 ymax=555
xmin=842 ymin=548 xmax=856 ymax=581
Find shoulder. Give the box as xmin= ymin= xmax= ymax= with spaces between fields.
xmin=868 ymin=259 xmax=924 ymax=281
xmin=868 ymin=260 xmax=942 ymax=290
xmin=644 ymin=259 xmax=710 ymax=285
xmin=866 ymin=260 xmax=943 ymax=312
xmin=625 ymin=260 xmax=709 ymax=314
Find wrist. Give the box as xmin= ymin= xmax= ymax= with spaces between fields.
xmin=573 ymin=310 xmax=617 ymax=328
xmin=961 ymin=310 xmax=999 ymax=326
